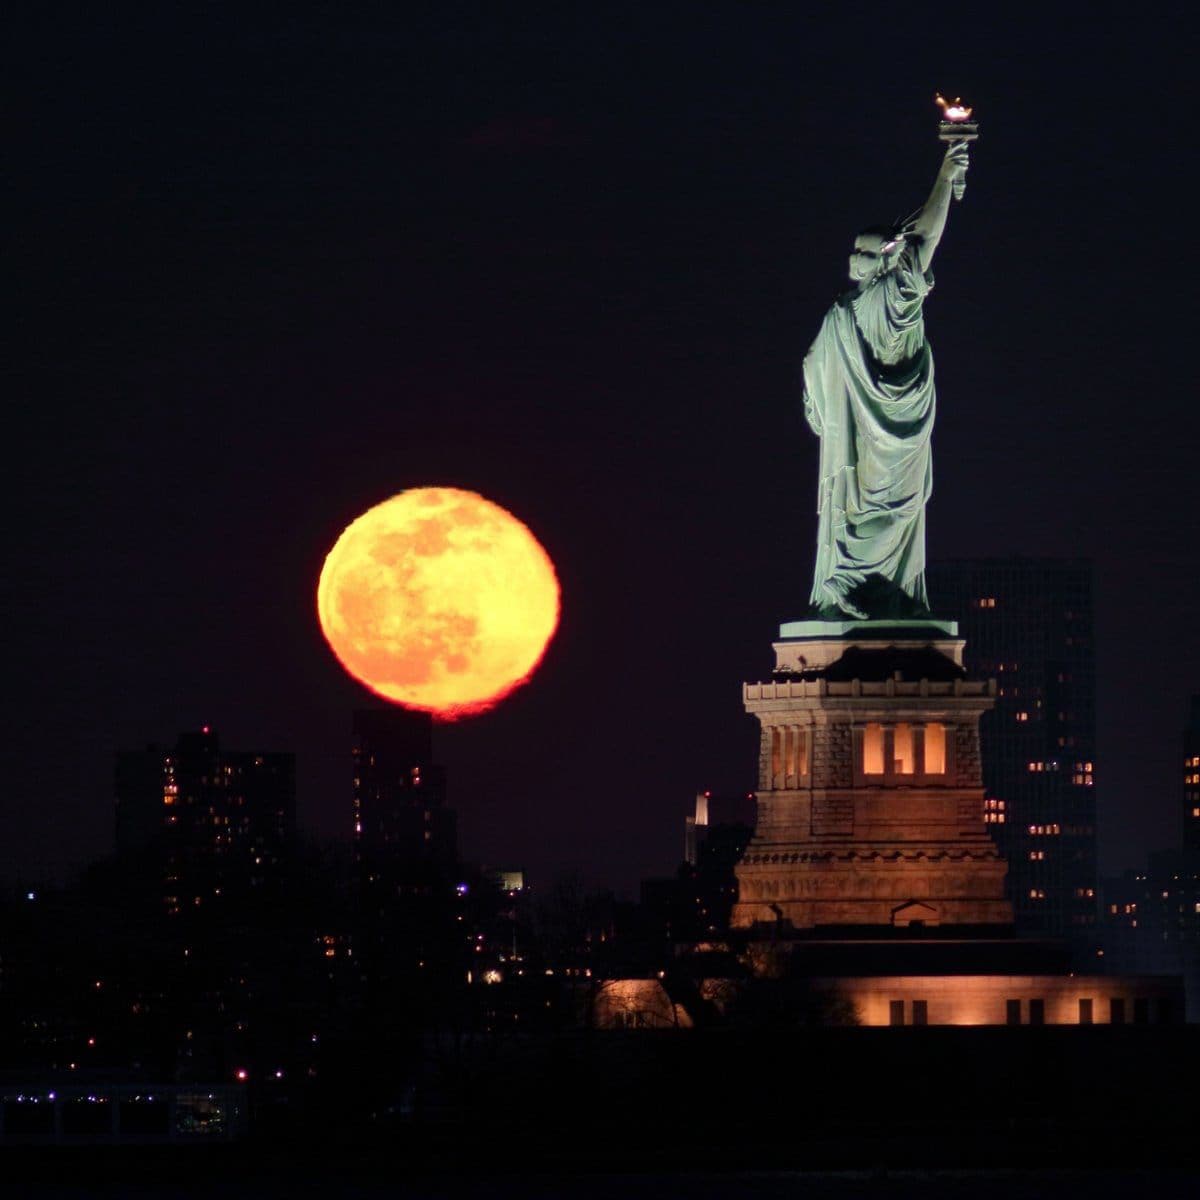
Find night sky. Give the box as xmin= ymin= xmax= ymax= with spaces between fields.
xmin=9 ymin=5 xmax=1199 ymax=895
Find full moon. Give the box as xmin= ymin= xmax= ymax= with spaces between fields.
xmin=317 ymin=487 xmax=560 ymax=718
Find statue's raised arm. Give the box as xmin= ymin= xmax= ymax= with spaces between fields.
xmin=908 ymin=142 xmax=970 ymax=272
xmin=801 ymin=140 xmax=970 ymax=622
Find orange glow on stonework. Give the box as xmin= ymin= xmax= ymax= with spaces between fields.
xmin=317 ymin=487 xmax=560 ymax=719
xmin=924 ymin=722 xmax=946 ymax=774
xmin=863 ymin=723 xmax=884 ymax=775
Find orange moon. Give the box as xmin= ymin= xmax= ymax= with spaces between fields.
xmin=317 ymin=487 xmax=560 ymax=718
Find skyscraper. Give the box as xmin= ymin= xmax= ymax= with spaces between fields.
xmin=925 ymin=559 xmax=1098 ymax=939
xmin=1100 ymin=851 xmax=1200 ymax=1022
xmin=115 ymin=727 xmax=295 ymax=915
xmin=352 ymin=708 xmax=456 ymax=894
xmin=1184 ymin=696 xmax=1200 ymax=855
xmin=351 ymin=708 xmax=460 ymax=993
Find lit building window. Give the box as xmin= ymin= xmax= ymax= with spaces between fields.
xmin=1028 ymin=823 xmax=1062 ymax=837
xmin=787 ymin=727 xmax=808 ymax=777
xmin=924 ymin=723 xmax=946 ymax=775
xmin=863 ymin=724 xmax=884 ymax=776
xmin=1029 ymin=888 xmax=1046 ymax=899
xmin=893 ymin=724 xmax=914 ymax=775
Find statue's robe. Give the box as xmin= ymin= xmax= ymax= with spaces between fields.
xmin=802 ymin=242 xmax=936 ymax=618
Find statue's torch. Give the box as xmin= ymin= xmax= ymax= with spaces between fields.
xmin=935 ymin=93 xmax=977 ymax=201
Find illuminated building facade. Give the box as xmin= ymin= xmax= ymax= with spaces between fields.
xmin=718 ymin=622 xmax=1187 ymax=1025
xmin=115 ymin=728 xmax=295 ymax=914
xmin=731 ymin=631 xmax=1012 ymax=931
xmin=719 ymin=616 xmax=1186 ymax=1025
xmin=924 ymin=559 xmax=1099 ymax=939
xmin=1184 ymin=696 xmax=1200 ymax=855
xmin=811 ymin=972 xmax=1181 ymax=1026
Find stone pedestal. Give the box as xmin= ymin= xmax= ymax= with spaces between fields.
xmin=731 ymin=620 xmax=1013 ymax=931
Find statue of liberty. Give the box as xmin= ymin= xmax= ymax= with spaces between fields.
xmin=803 ymin=140 xmax=969 ymax=620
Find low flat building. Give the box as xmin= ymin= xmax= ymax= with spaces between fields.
xmin=814 ymin=973 xmax=1182 ymax=1026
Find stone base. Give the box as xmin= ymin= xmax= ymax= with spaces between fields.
xmin=773 ymin=618 xmax=964 ymax=672
xmin=731 ymin=897 xmax=1013 ymax=932
xmin=731 ymin=844 xmax=1010 ymax=931
xmin=779 ymin=617 xmax=959 ymax=639
xmin=734 ymin=628 xmax=1011 ymax=935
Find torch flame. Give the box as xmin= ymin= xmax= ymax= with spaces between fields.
xmin=935 ymin=93 xmax=973 ymax=122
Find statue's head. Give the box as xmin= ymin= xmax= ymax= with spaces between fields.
xmin=849 ymin=226 xmax=904 ymax=283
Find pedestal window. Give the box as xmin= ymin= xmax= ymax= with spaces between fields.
xmin=856 ymin=721 xmax=952 ymax=783
xmin=769 ymin=726 xmax=810 ymax=788
xmin=923 ymin=723 xmax=946 ymax=774
xmin=893 ymin=724 xmax=915 ymax=775
xmin=863 ymin=724 xmax=885 ymax=776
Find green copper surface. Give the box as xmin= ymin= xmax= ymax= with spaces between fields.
xmin=778 ymin=617 xmax=958 ymax=640
xmin=802 ymin=142 xmax=968 ymax=621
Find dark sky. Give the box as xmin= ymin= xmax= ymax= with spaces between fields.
xmin=8 ymin=4 xmax=1199 ymax=895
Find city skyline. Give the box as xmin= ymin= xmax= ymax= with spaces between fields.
xmin=8 ymin=8 xmax=1199 ymax=897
